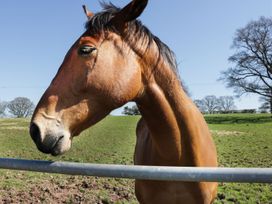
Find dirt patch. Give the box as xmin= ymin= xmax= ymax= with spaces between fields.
xmin=0 ymin=175 xmax=136 ymax=204
xmin=211 ymin=130 xmax=244 ymax=137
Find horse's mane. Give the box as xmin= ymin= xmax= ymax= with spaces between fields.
xmin=85 ymin=2 xmax=179 ymax=78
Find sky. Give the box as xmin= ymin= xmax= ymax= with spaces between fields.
xmin=0 ymin=1 xmax=271 ymax=115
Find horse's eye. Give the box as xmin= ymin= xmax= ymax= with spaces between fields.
xmin=78 ymin=46 xmax=96 ymax=56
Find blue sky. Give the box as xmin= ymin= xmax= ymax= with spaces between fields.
xmin=0 ymin=1 xmax=271 ymax=115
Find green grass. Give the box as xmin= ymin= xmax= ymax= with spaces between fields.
xmin=0 ymin=114 xmax=272 ymax=203
xmin=208 ymin=114 xmax=272 ymax=203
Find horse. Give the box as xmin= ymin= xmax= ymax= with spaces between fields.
xmin=30 ymin=0 xmax=218 ymax=203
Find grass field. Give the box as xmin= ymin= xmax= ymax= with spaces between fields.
xmin=0 ymin=114 xmax=271 ymax=203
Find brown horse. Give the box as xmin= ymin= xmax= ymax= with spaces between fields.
xmin=30 ymin=0 xmax=218 ymax=203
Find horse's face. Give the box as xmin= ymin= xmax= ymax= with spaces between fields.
xmin=30 ymin=0 xmax=148 ymax=156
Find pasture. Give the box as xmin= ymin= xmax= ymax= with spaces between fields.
xmin=0 ymin=114 xmax=271 ymax=203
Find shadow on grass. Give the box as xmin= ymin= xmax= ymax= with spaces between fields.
xmin=204 ymin=114 xmax=272 ymax=124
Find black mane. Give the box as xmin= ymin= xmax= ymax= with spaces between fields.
xmin=85 ymin=3 xmax=179 ymax=77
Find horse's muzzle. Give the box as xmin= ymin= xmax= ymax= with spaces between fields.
xmin=29 ymin=123 xmax=64 ymax=156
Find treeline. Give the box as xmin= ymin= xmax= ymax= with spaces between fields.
xmin=193 ymin=95 xmax=236 ymax=114
xmin=193 ymin=95 xmax=258 ymax=114
xmin=121 ymin=96 xmax=238 ymax=116
xmin=0 ymin=97 xmax=35 ymax=118
xmin=194 ymin=95 xmax=270 ymax=114
xmin=122 ymin=95 xmax=269 ymax=115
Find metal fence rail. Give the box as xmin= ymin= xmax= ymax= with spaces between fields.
xmin=0 ymin=158 xmax=272 ymax=183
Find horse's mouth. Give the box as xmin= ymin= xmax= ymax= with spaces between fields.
xmin=50 ymin=135 xmax=65 ymax=156
xmin=34 ymin=135 xmax=64 ymax=156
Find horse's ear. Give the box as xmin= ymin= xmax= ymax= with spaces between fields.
xmin=82 ymin=5 xmax=94 ymax=19
xmin=110 ymin=0 xmax=148 ymax=27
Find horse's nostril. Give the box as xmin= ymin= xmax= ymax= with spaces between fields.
xmin=30 ymin=123 xmax=41 ymax=143
xmin=30 ymin=123 xmax=51 ymax=154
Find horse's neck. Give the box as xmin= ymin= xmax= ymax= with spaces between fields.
xmin=136 ymin=62 xmax=214 ymax=166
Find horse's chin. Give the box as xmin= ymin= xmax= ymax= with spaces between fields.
xmin=49 ymin=135 xmax=72 ymax=156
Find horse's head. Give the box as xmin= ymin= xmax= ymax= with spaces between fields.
xmin=30 ymin=0 xmax=149 ymax=156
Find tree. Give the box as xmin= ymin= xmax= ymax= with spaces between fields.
xmin=194 ymin=99 xmax=207 ymax=113
xmin=122 ymin=105 xmax=141 ymax=115
xmin=259 ymin=95 xmax=272 ymax=113
xmin=7 ymin=97 xmax=35 ymax=118
xmin=219 ymin=17 xmax=272 ymax=113
xmin=217 ymin=96 xmax=236 ymax=113
xmin=202 ymin=95 xmax=219 ymax=114
xmin=0 ymin=100 xmax=7 ymax=117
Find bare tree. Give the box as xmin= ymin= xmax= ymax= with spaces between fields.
xmin=0 ymin=100 xmax=7 ymax=117
xmin=219 ymin=17 xmax=272 ymax=113
xmin=217 ymin=96 xmax=236 ymax=113
xmin=259 ymin=95 xmax=272 ymax=113
xmin=194 ymin=99 xmax=206 ymax=113
xmin=7 ymin=97 xmax=35 ymax=118
xmin=202 ymin=95 xmax=219 ymax=114
xmin=122 ymin=105 xmax=141 ymax=115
